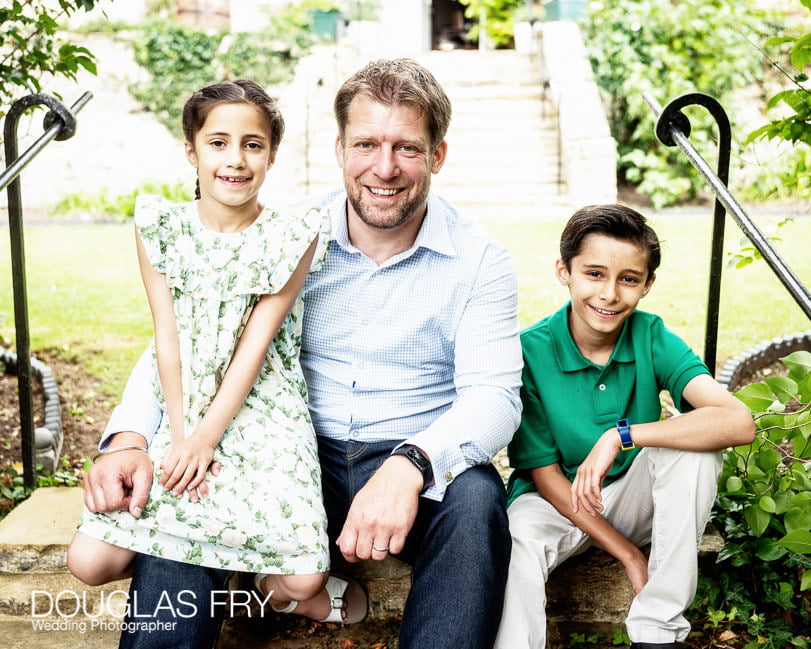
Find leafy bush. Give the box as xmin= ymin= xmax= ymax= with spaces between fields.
xmin=129 ymin=10 xmax=315 ymax=136
xmin=690 ymin=351 xmax=810 ymax=648
xmin=582 ymin=0 xmax=771 ymax=207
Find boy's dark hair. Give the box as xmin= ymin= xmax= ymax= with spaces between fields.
xmin=560 ymin=204 xmax=661 ymax=278
xmin=334 ymin=58 xmax=452 ymax=152
xmin=182 ymin=80 xmax=284 ymax=199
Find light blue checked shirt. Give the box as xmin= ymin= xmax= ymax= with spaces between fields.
xmin=103 ymin=190 xmax=523 ymax=501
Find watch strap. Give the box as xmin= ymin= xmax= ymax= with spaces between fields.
xmin=392 ymin=444 xmax=434 ymax=491
xmin=616 ymin=418 xmax=635 ymax=451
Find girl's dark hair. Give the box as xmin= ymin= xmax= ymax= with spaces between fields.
xmin=560 ymin=204 xmax=661 ymax=278
xmin=182 ymin=80 xmax=284 ymax=199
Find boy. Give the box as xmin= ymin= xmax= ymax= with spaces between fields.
xmin=494 ymin=204 xmax=755 ymax=649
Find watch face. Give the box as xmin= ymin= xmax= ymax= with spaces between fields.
xmin=406 ymin=447 xmax=430 ymax=471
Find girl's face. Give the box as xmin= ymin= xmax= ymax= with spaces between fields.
xmin=185 ymin=102 xmax=274 ymax=222
xmin=556 ymin=233 xmax=655 ymax=349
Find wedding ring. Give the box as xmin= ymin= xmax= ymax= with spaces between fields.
xmin=372 ymin=545 xmax=389 ymax=553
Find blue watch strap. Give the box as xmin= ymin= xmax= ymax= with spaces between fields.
xmin=616 ymin=418 xmax=634 ymax=450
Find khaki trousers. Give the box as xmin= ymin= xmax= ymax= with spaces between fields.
xmin=495 ymin=447 xmax=722 ymax=648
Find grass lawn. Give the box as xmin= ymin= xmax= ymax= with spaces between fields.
xmin=1 ymin=210 xmax=809 ymax=397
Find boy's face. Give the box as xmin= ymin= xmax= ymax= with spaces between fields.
xmin=556 ymin=233 xmax=655 ymax=349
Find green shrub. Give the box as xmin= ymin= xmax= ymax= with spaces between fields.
xmin=690 ymin=351 xmax=811 ymax=648
xmin=54 ymin=181 xmax=194 ymax=221
xmin=129 ymin=11 xmax=314 ymax=136
xmin=458 ymin=0 xmax=524 ymax=48
xmin=583 ymin=0 xmax=771 ymax=208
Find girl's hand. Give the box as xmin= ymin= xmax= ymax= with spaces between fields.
xmin=571 ymin=430 xmax=622 ymax=515
xmin=160 ymin=436 xmax=216 ymax=499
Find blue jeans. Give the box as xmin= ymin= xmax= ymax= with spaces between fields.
xmin=117 ymin=439 xmax=511 ymax=649
xmin=318 ymin=436 xmax=512 ymax=649
xmin=119 ymin=552 xmax=230 ymax=649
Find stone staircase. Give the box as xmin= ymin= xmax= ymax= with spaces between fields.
xmin=268 ymin=46 xmax=577 ymax=222
xmin=0 ymin=488 xmax=723 ymax=647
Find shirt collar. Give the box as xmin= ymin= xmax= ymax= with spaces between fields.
xmin=326 ymin=190 xmax=457 ymax=258
xmin=549 ymin=301 xmax=635 ymax=371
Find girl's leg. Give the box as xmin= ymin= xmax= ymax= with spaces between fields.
xmin=67 ymin=531 xmax=136 ymax=586
xmin=255 ymin=573 xmax=329 ymax=619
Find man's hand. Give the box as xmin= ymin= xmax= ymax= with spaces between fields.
xmin=571 ymin=429 xmax=622 ymax=515
xmin=337 ymin=456 xmax=423 ymax=562
xmin=83 ymin=433 xmax=153 ymax=518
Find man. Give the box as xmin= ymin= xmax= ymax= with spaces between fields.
xmin=85 ymin=58 xmax=523 ymax=649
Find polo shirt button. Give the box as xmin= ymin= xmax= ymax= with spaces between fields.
xmin=444 ymin=471 xmax=453 ymax=483
xmin=598 ymin=384 xmax=606 ymax=391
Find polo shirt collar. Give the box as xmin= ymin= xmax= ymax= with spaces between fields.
xmin=549 ymin=302 xmax=636 ymax=371
xmin=326 ymin=191 xmax=456 ymax=258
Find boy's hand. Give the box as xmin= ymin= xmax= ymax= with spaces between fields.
xmin=571 ymin=430 xmax=622 ymax=515
xmin=160 ymin=435 xmax=216 ymax=500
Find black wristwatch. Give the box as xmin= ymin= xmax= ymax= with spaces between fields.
xmin=392 ymin=444 xmax=434 ymax=491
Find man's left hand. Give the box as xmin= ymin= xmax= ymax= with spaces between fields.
xmin=336 ymin=455 xmax=423 ymax=562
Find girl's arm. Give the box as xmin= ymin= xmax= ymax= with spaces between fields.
xmin=532 ymin=463 xmax=648 ymax=594
xmin=572 ymin=374 xmax=756 ymax=516
xmin=135 ymin=227 xmax=185 ymax=446
xmin=160 ymin=237 xmax=319 ymax=496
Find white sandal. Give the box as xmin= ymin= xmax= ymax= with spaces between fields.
xmin=253 ymin=573 xmax=368 ymax=623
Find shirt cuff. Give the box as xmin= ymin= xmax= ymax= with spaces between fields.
xmin=99 ymin=403 xmax=163 ymax=451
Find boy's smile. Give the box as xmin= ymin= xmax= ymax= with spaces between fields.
xmin=556 ymin=233 xmax=655 ymax=359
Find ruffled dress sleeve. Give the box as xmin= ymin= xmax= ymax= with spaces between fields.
xmin=260 ymin=205 xmax=331 ymax=295
xmin=133 ymin=194 xmax=178 ymax=273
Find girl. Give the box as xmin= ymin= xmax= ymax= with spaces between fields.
xmin=68 ymin=80 xmax=366 ymax=623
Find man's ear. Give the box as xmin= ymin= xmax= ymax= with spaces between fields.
xmin=431 ymin=140 xmax=448 ymax=174
xmin=555 ymin=258 xmax=570 ymax=286
xmin=185 ymin=142 xmax=197 ymax=168
xmin=334 ymin=135 xmax=345 ymax=168
xmin=642 ymin=272 xmax=656 ymax=297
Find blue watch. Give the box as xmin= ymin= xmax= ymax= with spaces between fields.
xmin=616 ymin=418 xmax=635 ymax=450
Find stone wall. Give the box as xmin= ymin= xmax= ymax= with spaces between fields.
xmin=539 ymin=20 xmax=618 ymax=208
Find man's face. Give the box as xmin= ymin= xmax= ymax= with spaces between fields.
xmin=335 ymin=94 xmax=447 ymax=231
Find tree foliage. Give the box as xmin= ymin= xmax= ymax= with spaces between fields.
xmin=0 ymin=0 xmax=101 ymax=117
xmin=746 ymin=2 xmax=810 ymax=149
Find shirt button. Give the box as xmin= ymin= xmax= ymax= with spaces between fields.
xmin=598 ymin=384 xmax=606 ymax=391
xmin=444 ymin=471 xmax=453 ymax=483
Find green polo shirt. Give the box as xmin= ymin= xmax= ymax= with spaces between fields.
xmin=506 ymin=302 xmax=709 ymax=506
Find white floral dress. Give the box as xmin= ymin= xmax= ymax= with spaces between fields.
xmin=78 ymin=195 xmax=330 ymax=574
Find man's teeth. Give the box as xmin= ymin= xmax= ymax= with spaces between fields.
xmin=369 ymin=187 xmax=398 ymax=196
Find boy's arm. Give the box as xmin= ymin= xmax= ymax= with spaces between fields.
xmin=160 ymin=238 xmax=319 ymax=496
xmin=572 ymin=373 xmax=756 ymax=516
xmin=532 ymin=463 xmax=648 ymax=595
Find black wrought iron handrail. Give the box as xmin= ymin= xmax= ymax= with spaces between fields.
xmin=2 ymin=91 xmax=92 ymax=487
xmin=643 ymin=91 xmax=811 ymax=376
